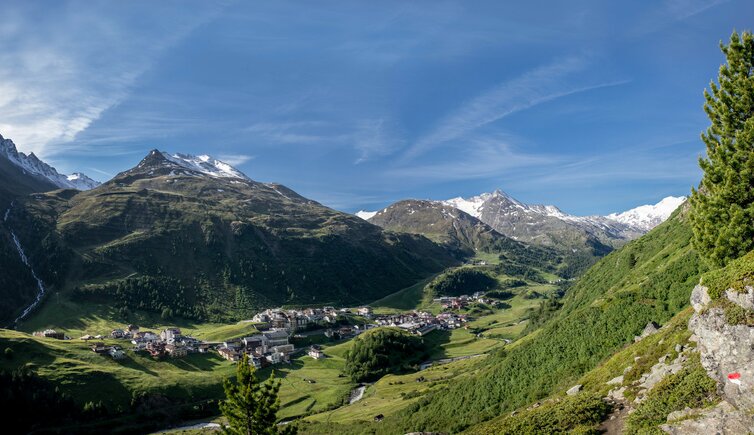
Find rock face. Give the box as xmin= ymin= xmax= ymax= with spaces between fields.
xmin=689 ymin=285 xmax=754 ymax=411
xmin=566 ymin=384 xmax=582 ymax=396
xmin=662 ymin=401 xmax=754 ymax=434
xmin=670 ymin=284 xmax=754 ymax=433
xmin=725 ymin=286 xmax=754 ymax=311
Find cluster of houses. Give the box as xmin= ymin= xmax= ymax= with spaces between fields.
xmin=372 ymin=310 xmax=468 ymax=336
xmin=251 ymin=306 xmax=354 ymax=332
xmin=37 ymin=296 xmax=490 ymax=368
xmin=433 ymin=292 xmax=495 ymax=310
xmin=89 ymin=341 xmax=126 ymax=359
xmin=78 ymin=323 xmax=301 ymax=369
xmin=79 ymin=325 xmax=207 ymax=360
xmin=216 ymin=329 xmax=295 ymax=368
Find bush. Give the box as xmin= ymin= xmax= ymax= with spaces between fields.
xmin=625 ymin=357 xmax=718 ymax=433
xmin=470 ymin=394 xmax=611 ymax=435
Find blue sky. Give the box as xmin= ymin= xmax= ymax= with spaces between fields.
xmin=0 ymin=1 xmax=752 ymax=215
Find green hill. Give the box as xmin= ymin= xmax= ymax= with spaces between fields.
xmin=4 ymin=150 xmax=458 ymax=324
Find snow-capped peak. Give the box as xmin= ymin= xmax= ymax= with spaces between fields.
xmin=66 ymin=172 xmax=101 ymax=190
xmin=160 ymin=152 xmax=250 ymax=180
xmin=444 ymin=192 xmax=492 ymax=217
xmin=443 ymin=189 xmax=524 ymax=218
xmin=606 ymin=196 xmax=686 ymax=231
xmin=0 ymin=133 xmax=100 ymax=191
xmin=355 ymin=210 xmax=377 ymax=220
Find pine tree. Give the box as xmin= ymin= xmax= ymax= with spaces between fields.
xmin=690 ymin=31 xmax=754 ymax=266
xmin=219 ymin=354 xmax=296 ymax=435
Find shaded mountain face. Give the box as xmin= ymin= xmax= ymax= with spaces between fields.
xmin=0 ymin=134 xmax=99 ymax=192
xmin=0 ymin=136 xmax=66 ymax=325
xmin=4 ymin=150 xmax=456 ymax=323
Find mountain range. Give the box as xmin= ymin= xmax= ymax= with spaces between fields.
xmin=360 ymin=190 xmax=685 ymax=261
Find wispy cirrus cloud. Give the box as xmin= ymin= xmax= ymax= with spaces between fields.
xmin=245 ymin=118 xmax=400 ymax=164
xmin=0 ymin=1 xmax=226 ymax=158
xmin=666 ymin=0 xmax=732 ymax=20
xmin=389 ymin=135 xmax=559 ymax=181
xmin=402 ymin=56 xmax=629 ymax=160
xmin=353 ymin=118 xmax=402 ymax=164
xmin=217 ymin=154 xmax=255 ymax=166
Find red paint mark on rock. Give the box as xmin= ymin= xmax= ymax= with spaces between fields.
xmin=728 ymin=372 xmax=742 ymax=385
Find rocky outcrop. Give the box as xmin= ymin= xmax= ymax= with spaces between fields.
xmin=661 ymin=401 xmax=753 ymax=434
xmin=633 ymin=353 xmax=686 ymax=401
xmin=689 ymin=285 xmax=754 ymax=412
xmin=725 ymin=286 xmax=754 ymax=311
xmin=662 ymin=284 xmax=754 ymax=433
xmin=634 ymin=321 xmax=660 ymax=342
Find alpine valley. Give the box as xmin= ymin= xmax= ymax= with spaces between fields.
xmin=1 ymin=17 xmax=754 ymax=435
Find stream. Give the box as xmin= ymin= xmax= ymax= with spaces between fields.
xmin=4 ymin=204 xmax=48 ymax=326
xmin=349 ymin=385 xmax=367 ymax=404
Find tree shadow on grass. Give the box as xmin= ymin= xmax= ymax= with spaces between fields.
xmin=420 ymin=329 xmax=452 ymax=360
xmin=116 ymin=356 xmax=159 ymax=376
xmin=162 ymin=353 xmax=226 ymax=372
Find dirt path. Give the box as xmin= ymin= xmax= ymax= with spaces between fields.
xmin=598 ymin=401 xmax=630 ymax=434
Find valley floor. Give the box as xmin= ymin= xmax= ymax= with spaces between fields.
xmin=1 ymin=265 xmax=556 ymax=433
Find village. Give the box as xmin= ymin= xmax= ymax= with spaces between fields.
xmin=31 ymin=291 xmax=495 ymax=369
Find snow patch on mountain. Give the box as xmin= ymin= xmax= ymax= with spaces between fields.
xmin=0 ymin=133 xmax=100 ymax=190
xmin=356 ymin=210 xmax=377 ymax=220
xmin=443 ymin=190 xmax=524 ymax=218
xmin=606 ymin=196 xmax=686 ymax=231
xmin=161 ymin=152 xmax=250 ymax=180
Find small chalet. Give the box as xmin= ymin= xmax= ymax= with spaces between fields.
xmin=160 ymin=328 xmax=182 ymax=343
xmin=90 ymin=342 xmax=109 ymax=354
xmin=218 ymin=347 xmax=240 ymax=362
xmin=147 ymin=341 xmax=166 ymax=358
xmin=109 ymin=347 xmax=125 ymax=359
xmin=308 ymin=346 xmax=325 ymax=359
xmin=164 ymin=344 xmax=188 ymax=358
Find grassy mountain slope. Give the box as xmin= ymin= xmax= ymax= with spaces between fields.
xmin=337 ymin=203 xmax=708 ymax=433
xmin=7 ymin=151 xmax=457 ymax=323
xmin=368 ymin=199 xmax=510 ymax=256
xmin=466 ymin=307 xmax=712 ymax=434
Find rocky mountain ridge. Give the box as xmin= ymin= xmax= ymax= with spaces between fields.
xmin=0 ymin=134 xmax=99 ymax=190
xmin=361 ymin=190 xmax=684 ymax=259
